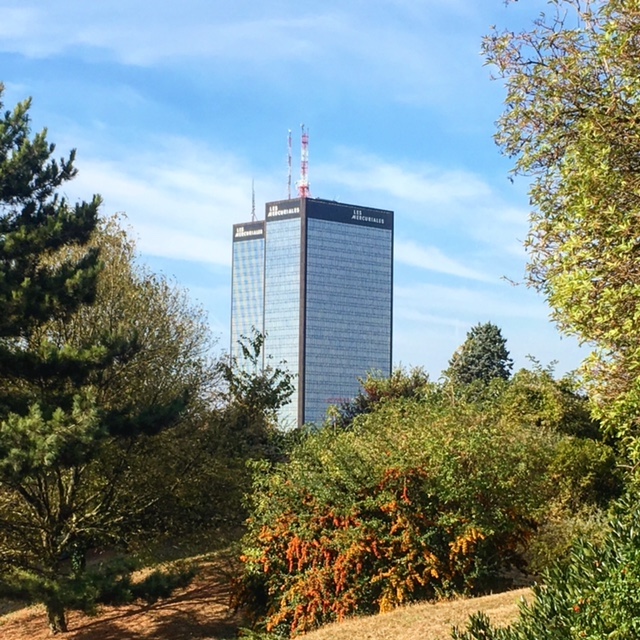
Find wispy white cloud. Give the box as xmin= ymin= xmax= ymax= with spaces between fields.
xmin=71 ymin=14 xmax=343 ymax=66
xmin=315 ymin=149 xmax=529 ymax=275
xmin=391 ymin=279 xmax=584 ymax=376
xmin=0 ymin=1 xmax=489 ymax=105
xmin=317 ymin=152 xmax=492 ymax=211
xmin=62 ymin=136 xmax=268 ymax=267
xmin=62 ymin=136 xmax=526 ymax=279
xmin=131 ymin=224 xmax=230 ymax=267
xmin=394 ymin=281 xmax=548 ymax=322
xmin=464 ymin=203 xmax=530 ymax=264
xmin=0 ymin=0 xmax=584 ymax=381
xmin=395 ymin=240 xmax=494 ymax=282
xmin=0 ymin=7 xmax=37 ymax=38
xmin=0 ymin=3 xmax=411 ymax=63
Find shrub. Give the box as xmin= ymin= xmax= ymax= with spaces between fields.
xmin=523 ymin=504 xmax=609 ymax=576
xmin=452 ymin=496 xmax=640 ymax=640
xmin=329 ymin=367 xmax=430 ymax=430
xmin=235 ymin=390 xmax=559 ymax=636
xmin=501 ymin=369 xmax=601 ymax=439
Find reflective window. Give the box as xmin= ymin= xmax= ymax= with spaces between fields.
xmin=304 ymin=218 xmax=392 ymax=424
xmin=231 ymin=237 xmax=264 ymax=370
xmin=264 ymin=217 xmax=301 ymax=429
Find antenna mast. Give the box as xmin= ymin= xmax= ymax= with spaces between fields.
xmin=297 ymin=124 xmax=310 ymax=198
xmin=251 ymin=179 xmax=256 ymax=221
xmin=287 ymin=129 xmax=292 ymax=200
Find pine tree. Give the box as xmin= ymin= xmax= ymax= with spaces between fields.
xmin=447 ymin=322 xmax=513 ymax=386
xmin=0 ymin=86 xmax=188 ymax=633
xmin=0 ymin=85 xmax=104 ymax=413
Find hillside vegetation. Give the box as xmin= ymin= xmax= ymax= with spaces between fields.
xmin=235 ymin=367 xmax=619 ymax=637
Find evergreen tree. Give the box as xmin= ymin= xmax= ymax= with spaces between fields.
xmin=0 ymin=87 xmax=188 ymax=633
xmin=0 ymin=86 xmax=103 ymax=416
xmin=446 ymin=322 xmax=513 ymax=386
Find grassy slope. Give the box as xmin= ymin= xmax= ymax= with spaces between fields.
xmin=303 ymin=588 xmax=531 ymax=640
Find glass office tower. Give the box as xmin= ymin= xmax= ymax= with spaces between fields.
xmin=263 ymin=205 xmax=302 ymax=428
xmin=230 ymin=220 xmax=265 ymax=370
xmin=231 ymin=198 xmax=393 ymax=427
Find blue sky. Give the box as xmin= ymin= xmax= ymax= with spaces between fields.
xmin=0 ymin=0 xmax=586 ymax=378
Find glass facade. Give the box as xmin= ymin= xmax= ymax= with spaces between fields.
xmin=231 ymin=198 xmax=393 ymax=429
xmin=304 ymin=218 xmax=393 ymax=424
xmin=230 ymin=223 xmax=264 ymax=370
xmin=264 ymin=216 xmax=301 ymax=429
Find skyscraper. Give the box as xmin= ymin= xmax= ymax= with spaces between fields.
xmin=231 ymin=197 xmax=393 ymax=428
xmin=230 ymin=220 xmax=265 ymax=354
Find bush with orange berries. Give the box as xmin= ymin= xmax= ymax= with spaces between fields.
xmin=235 ymin=384 xmax=564 ymax=636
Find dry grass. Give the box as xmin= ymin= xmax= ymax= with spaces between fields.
xmin=303 ymin=588 xmax=531 ymax=640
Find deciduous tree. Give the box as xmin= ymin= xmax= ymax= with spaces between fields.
xmin=216 ymin=330 xmax=294 ymax=458
xmin=483 ymin=0 xmax=640 ymax=463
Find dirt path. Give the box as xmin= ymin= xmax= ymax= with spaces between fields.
xmin=0 ymin=561 xmax=244 ymax=640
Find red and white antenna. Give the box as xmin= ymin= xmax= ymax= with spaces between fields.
xmin=287 ymin=129 xmax=292 ymax=200
xmin=297 ymin=124 xmax=310 ymax=198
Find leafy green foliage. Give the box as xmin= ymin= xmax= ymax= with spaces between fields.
xmin=446 ymin=323 xmax=513 ymax=386
xmin=500 ymin=368 xmax=622 ymax=571
xmin=221 ymin=331 xmax=294 ymax=414
xmin=449 ymin=6 xmax=640 ymax=631
xmin=549 ymin=437 xmax=621 ymax=509
xmin=0 ymin=94 xmax=205 ymax=634
xmin=524 ymin=506 xmax=609 ymax=577
xmin=500 ymin=368 xmax=601 ymax=440
xmin=235 ymin=379 xmax=568 ymax=636
xmin=216 ymin=329 xmax=294 ymax=459
xmin=0 ymin=393 xmax=103 ymax=477
xmin=483 ymin=0 xmax=640 ymax=464
xmin=234 ymin=365 xmax=623 ymax=636
xmin=329 ymin=367 xmax=430 ymax=430
xmin=64 ymin=216 xmax=223 ymax=546
xmin=452 ymin=496 xmax=640 ymax=640
xmin=122 ymin=330 xmax=298 ymax=550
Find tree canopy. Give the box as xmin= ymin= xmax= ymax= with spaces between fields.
xmin=446 ymin=322 xmax=513 ymax=386
xmin=328 ymin=367 xmax=430 ymax=430
xmin=0 ymin=89 xmax=197 ymax=633
xmin=468 ymin=3 xmax=640 ymax=635
xmin=483 ymin=0 xmax=640 ymax=462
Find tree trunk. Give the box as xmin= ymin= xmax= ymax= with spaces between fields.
xmin=46 ymin=599 xmax=68 ymax=634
